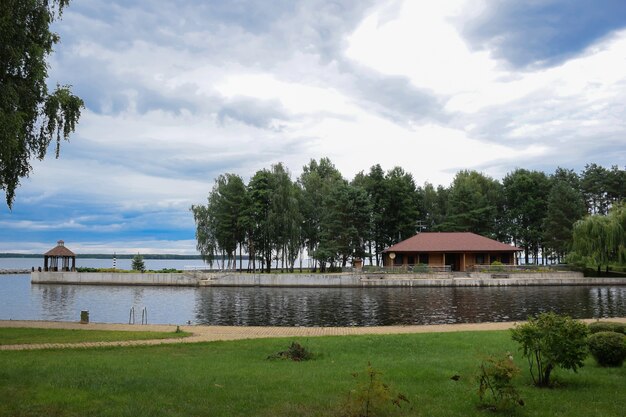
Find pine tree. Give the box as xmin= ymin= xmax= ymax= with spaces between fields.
xmin=131 ymin=254 xmax=145 ymax=272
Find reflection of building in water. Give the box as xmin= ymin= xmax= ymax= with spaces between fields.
xmin=43 ymin=240 xmax=76 ymax=272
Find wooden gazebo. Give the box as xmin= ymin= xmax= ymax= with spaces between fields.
xmin=44 ymin=240 xmax=76 ymax=272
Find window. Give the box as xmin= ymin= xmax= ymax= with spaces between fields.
xmin=419 ymin=253 xmax=429 ymax=264
xmin=475 ymin=254 xmax=485 ymax=264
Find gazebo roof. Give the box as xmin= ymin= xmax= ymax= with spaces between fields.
xmin=44 ymin=240 xmax=76 ymax=257
xmin=383 ymin=232 xmax=521 ymax=253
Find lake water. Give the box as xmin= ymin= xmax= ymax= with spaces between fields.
xmin=1 ymin=257 xmax=210 ymax=271
xmin=1 ymin=273 xmax=624 ymax=326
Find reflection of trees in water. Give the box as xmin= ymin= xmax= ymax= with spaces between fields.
xmin=589 ymin=287 xmax=625 ymax=318
xmin=132 ymin=287 xmax=145 ymax=305
xmin=37 ymin=285 xmax=77 ymax=320
xmin=193 ymin=286 xmax=626 ymax=326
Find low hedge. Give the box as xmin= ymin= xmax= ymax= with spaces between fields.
xmin=588 ymin=331 xmax=626 ymax=367
xmin=588 ymin=321 xmax=625 ymax=335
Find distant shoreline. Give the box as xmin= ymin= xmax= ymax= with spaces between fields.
xmin=0 ymin=253 xmax=224 ymax=260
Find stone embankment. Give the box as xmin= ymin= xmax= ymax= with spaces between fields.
xmin=1 ymin=269 xmax=30 ymax=274
xmin=30 ymin=270 xmax=626 ymax=287
xmin=31 ymin=271 xmax=198 ymax=286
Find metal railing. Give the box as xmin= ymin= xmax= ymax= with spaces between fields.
xmin=362 ymin=264 xmax=451 ymax=274
xmin=129 ymin=307 xmax=148 ymax=324
xmin=467 ymin=264 xmax=572 ymax=273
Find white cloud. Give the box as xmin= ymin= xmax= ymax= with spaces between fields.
xmin=346 ymin=0 xmax=497 ymax=96
xmin=4 ymin=0 xmax=625 ymax=253
xmin=215 ymin=73 xmax=361 ymax=117
xmin=345 ymin=0 xmax=626 ymax=172
xmin=0 ymin=220 xmax=87 ymax=231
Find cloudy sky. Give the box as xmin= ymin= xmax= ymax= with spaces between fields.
xmin=1 ymin=0 xmax=625 ymax=254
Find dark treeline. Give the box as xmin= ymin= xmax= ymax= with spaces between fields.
xmin=192 ymin=160 xmax=625 ymax=272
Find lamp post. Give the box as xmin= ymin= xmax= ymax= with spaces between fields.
xmin=388 ymin=252 xmax=396 ymax=272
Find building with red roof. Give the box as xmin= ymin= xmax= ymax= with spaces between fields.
xmin=383 ymin=232 xmax=521 ymax=272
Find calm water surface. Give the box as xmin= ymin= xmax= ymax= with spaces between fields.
xmin=0 ymin=257 xmax=209 ymax=271
xmin=1 ymin=274 xmax=624 ymax=326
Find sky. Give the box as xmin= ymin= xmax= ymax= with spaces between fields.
xmin=1 ymin=0 xmax=625 ymax=254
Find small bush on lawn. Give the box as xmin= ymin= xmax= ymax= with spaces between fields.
xmin=267 ymin=341 xmax=314 ymax=361
xmin=477 ymin=353 xmax=524 ymax=411
xmin=588 ymin=331 xmax=626 ymax=367
xmin=511 ymin=312 xmax=589 ymax=387
xmin=341 ymin=362 xmax=409 ymax=417
xmin=588 ymin=321 xmax=625 ymax=335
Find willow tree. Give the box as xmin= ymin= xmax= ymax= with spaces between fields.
xmin=191 ymin=203 xmax=217 ymax=266
xmin=571 ymin=204 xmax=625 ymax=270
xmin=1 ymin=0 xmax=84 ymax=208
xmin=191 ymin=173 xmax=247 ymax=269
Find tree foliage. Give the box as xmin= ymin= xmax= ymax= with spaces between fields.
xmin=571 ymin=203 xmax=625 ymax=268
xmin=0 ymin=0 xmax=84 ymax=207
xmin=192 ymin=160 xmax=623 ymax=271
xmin=298 ymin=158 xmax=342 ymax=271
xmin=580 ymin=163 xmax=626 ymax=215
xmin=439 ymin=170 xmax=504 ymax=239
xmin=191 ymin=173 xmax=247 ymax=269
xmin=318 ymin=180 xmax=371 ymax=268
xmin=131 ymin=254 xmax=145 ymax=272
xmin=542 ymin=180 xmax=586 ymax=263
xmin=503 ymin=169 xmax=551 ymax=263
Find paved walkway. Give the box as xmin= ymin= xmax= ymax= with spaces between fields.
xmin=1 ymin=318 xmax=625 ymax=351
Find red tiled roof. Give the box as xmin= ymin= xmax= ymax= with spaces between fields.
xmin=44 ymin=240 xmax=76 ymax=257
xmin=383 ymin=232 xmax=521 ymax=253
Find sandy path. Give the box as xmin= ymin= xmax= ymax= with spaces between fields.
xmin=1 ymin=318 xmax=625 ymax=351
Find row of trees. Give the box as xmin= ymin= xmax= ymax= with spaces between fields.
xmin=192 ymin=160 xmax=624 ymax=271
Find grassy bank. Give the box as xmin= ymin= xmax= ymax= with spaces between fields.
xmin=0 ymin=331 xmax=624 ymax=416
xmin=0 ymin=328 xmax=190 ymax=345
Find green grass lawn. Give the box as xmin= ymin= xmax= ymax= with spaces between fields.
xmin=0 ymin=327 xmax=190 ymax=345
xmin=0 ymin=331 xmax=623 ymax=417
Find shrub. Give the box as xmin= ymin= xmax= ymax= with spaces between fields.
xmin=412 ymin=263 xmax=429 ymax=273
xmin=588 ymin=321 xmax=625 ymax=335
xmin=477 ymin=353 xmax=524 ymax=411
xmin=490 ymin=260 xmax=505 ymax=272
xmin=341 ymin=363 xmax=409 ymax=417
xmin=76 ymin=267 xmax=99 ymax=272
xmin=588 ymin=332 xmax=626 ymax=367
xmin=267 ymin=341 xmax=314 ymax=361
xmin=511 ymin=312 xmax=589 ymax=387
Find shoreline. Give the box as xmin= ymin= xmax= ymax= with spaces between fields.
xmin=28 ymin=270 xmax=626 ymax=287
xmin=1 ymin=269 xmax=31 ymax=274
